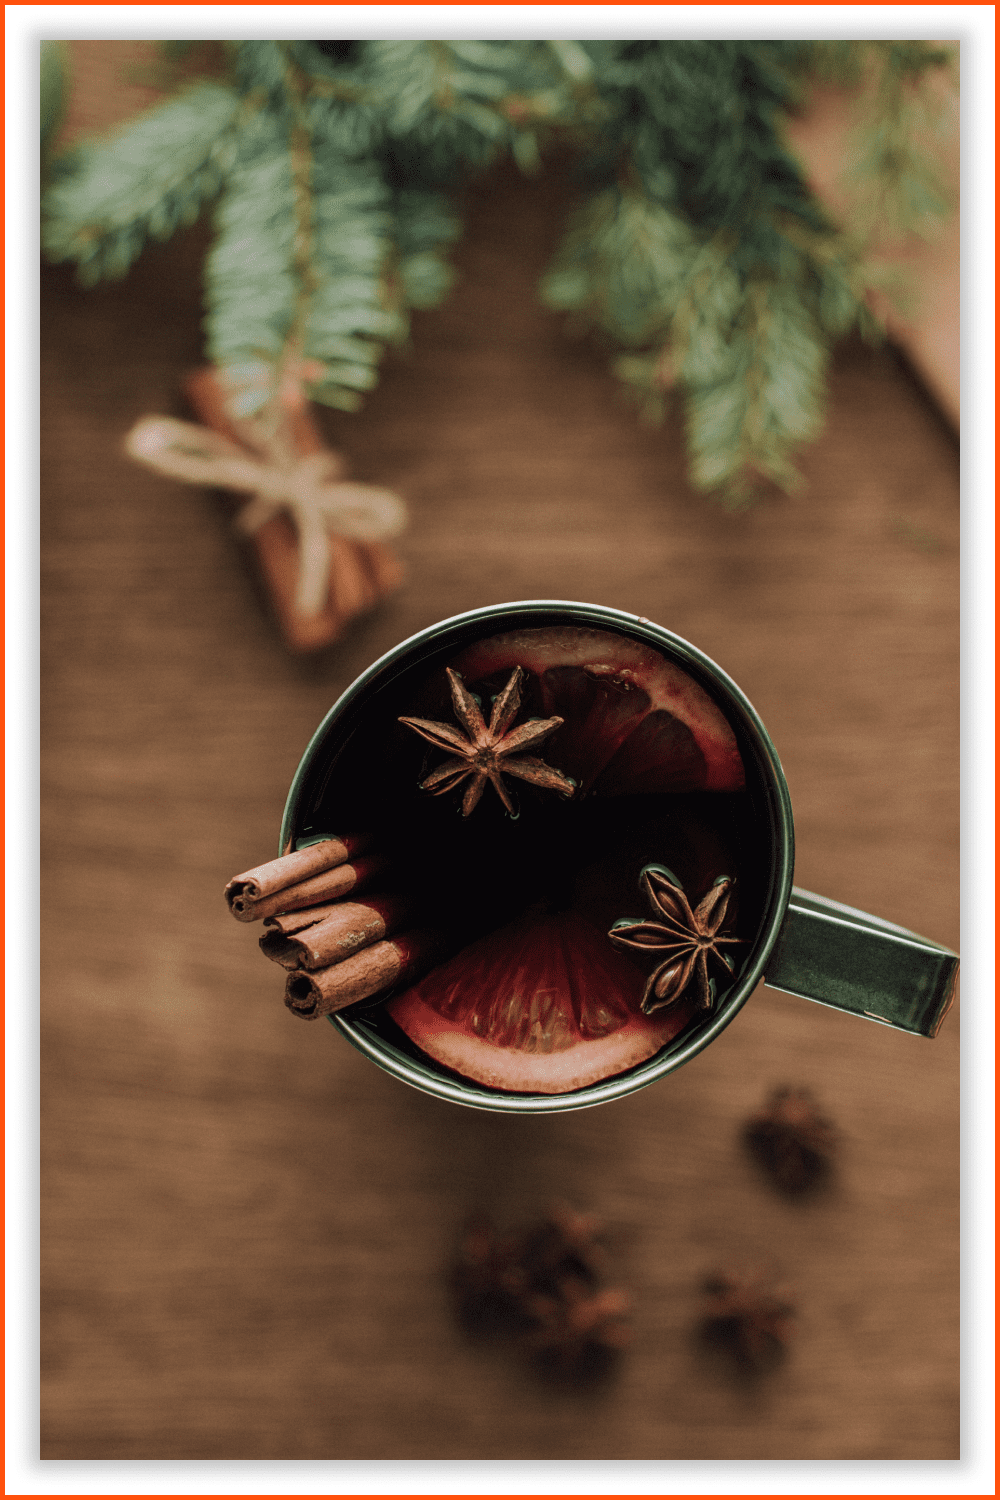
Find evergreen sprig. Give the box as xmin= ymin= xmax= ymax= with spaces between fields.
xmin=296 ymin=150 xmax=405 ymax=409
xmin=363 ymin=39 xmax=555 ymax=181
xmin=42 ymin=81 xmax=243 ymax=283
xmin=390 ymin=186 xmax=462 ymax=309
xmin=844 ymin=43 xmax=957 ymax=240
xmin=41 ymin=39 xmax=953 ymax=499
xmin=204 ymin=42 xmax=460 ymax=413
xmin=541 ymin=39 xmax=950 ymax=499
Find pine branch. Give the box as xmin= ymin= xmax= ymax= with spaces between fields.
xmin=578 ymin=41 xmax=824 ymax=237
xmin=543 ymin=191 xmax=867 ymax=500
xmin=839 ymin=43 xmax=956 ymax=241
xmin=539 ymin=39 xmax=950 ymax=500
xmin=205 ymin=50 xmax=407 ymax=416
xmin=681 ymin=274 xmax=827 ymax=502
xmin=41 ymin=81 xmax=243 ymax=283
xmin=358 ymin=40 xmax=580 ymax=184
xmin=391 ymin=187 xmax=462 ymax=309
xmin=540 ymin=186 xmax=701 ymax=347
xmin=303 ymin=153 xmax=406 ymax=408
xmin=203 ymin=129 xmax=400 ymax=412
xmin=41 ymin=38 xmax=954 ymax=500
xmin=202 ymin=116 xmax=300 ymax=381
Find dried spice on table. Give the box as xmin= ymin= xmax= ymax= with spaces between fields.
xmin=451 ymin=1203 xmax=630 ymax=1382
xmin=743 ymin=1085 xmax=838 ymax=1196
xmin=699 ymin=1264 xmax=796 ymax=1377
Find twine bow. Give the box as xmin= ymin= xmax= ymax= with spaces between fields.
xmin=124 ymin=415 xmax=407 ymax=616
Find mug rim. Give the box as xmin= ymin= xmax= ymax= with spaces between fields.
xmin=279 ymin=600 xmax=795 ymax=1112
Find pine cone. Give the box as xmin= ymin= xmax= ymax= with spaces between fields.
xmin=743 ymin=1085 xmax=837 ymax=1195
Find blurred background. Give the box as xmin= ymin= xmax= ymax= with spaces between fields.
xmin=40 ymin=40 xmax=959 ymax=1461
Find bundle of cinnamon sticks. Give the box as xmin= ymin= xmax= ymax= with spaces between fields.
xmin=185 ymin=367 xmax=405 ymax=654
xmin=225 ymin=835 xmax=442 ymax=1019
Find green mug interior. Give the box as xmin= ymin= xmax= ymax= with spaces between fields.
xmin=280 ymin=601 xmax=795 ymax=1112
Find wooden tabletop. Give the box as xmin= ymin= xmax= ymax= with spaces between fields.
xmin=40 ymin=139 xmax=960 ymax=1463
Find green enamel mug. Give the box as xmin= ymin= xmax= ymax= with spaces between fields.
xmin=279 ymin=600 xmax=958 ymax=1114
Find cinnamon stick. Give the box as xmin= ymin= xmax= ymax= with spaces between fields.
xmin=185 ymin=367 xmax=404 ymax=654
xmin=260 ymin=893 xmax=414 ymax=971
xmin=256 ymin=902 xmax=344 ymax=938
xmin=225 ymin=834 xmax=375 ymax=920
xmin=284 ymin=929 xmax=444 ymax=1020
xmin=232 ymin=852 xmax=391 ymax=924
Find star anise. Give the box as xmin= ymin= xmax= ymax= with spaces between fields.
xmin=517 ymin=1203 xmax=629 ymax=1381
xmin=607 ymin=864 xmax=742 ymax=1014
xmin=399 ymin=665 xmax=576 ymax=817
xmin=743 ymin=1086 xmax=838 ymax=1196
xmin=521 ymin=1278 xmax=630 ymax=1378
xmin=699 ymin=1265 xmax=795 ymax=1376
xmin=450 ymin=1203 xmax=630 ymax=1383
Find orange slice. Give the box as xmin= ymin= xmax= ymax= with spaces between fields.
xmin=449 ymin=625 xmax=744 ymax=794
xmin=388 ymin=910 xmax=696 ymax=1095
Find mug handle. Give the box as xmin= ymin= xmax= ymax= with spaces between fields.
xmin=763 ymin=887 xmax=959 ymax=1038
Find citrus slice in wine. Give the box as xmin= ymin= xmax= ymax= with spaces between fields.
xmin=449 ymin=625 xmax=744 ymax=795
xmin=385 ymin=625 xmax=746 ymax=1095
xmin=387 ymin=909 xmax=697 ymax=1094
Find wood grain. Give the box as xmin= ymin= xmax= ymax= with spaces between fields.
xmin=41 ymin=146 xmax=958 ymax=1459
